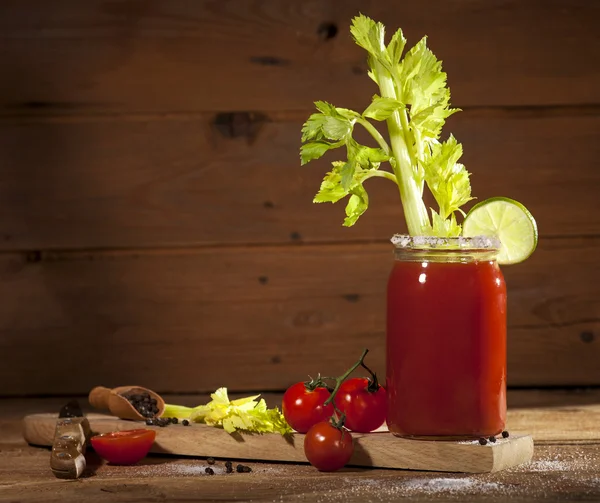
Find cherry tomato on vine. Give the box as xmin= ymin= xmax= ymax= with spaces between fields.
xmin=304 ymin=421 xmax=354 ymax=472
xmin=91 ymin=429 xmax=156 ymax=465
xmin=334 ymin=377 xmax=387 ymax=433
xmin=282 ymin=381 xmax=334 ymax=433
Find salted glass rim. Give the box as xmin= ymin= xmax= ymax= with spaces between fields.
xmin=391 ymin=234 xmax=501 ymax=252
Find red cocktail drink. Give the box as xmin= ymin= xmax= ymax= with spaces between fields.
xmin=386 ymin=237 xmax=507 ymax=438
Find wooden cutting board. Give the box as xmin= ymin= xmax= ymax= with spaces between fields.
xmin=23 ymin=413 xmax=533 ymax=473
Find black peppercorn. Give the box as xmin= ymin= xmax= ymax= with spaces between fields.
xmin=236 ymin=464 xmax=245 ymax=473
xmin=225 ymin=460 xmax=233 ymax=473
xmin=488 ymin=436 xmax=497 ymax=443
xmin=502 ymin=430 xmax=509 ymax=438
xmin=478 ymin=437 xmax=487 ymax=445
xmin=205 ymin=467 xmax=215 ymax=475
xmin=145 ymin=418 xmax=154 ymax=426
xmin=207 ymin=457 xmax=215 ymax=465
xmin=171 ymin=417 xmax=178 ymax=424
xmin=182 ymin=419 xmax=190 ymax=426
xmin=243 ymin=465 xmax=252 ymax=473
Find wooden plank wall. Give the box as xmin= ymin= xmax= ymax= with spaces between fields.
xmin=0 ymin=1 xmax=598 ymax=396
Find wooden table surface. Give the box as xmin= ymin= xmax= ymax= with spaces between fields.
xmin=1 ymin=390 xmax=600 ymax=502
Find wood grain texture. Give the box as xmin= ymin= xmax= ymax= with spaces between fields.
xmin=508 ymin=389 xmax=600 ymax=411
xmin=23 ymin=413 xmax=534 ymax=473
xmin=2 ymin=396 xmax=600 ymax=502
xmin=1 ymin=444 xmax=599 ymax=503
xmin=0 ymin=237 xmax=597 ymax=396
xmin=508 ymin=409 xmax=600 ymax=445
xmin=0 ymin=0 xmax=598 ymax=400
xmin=0 ymin=110 xmax=597 ymax=250
xmin=0 ymin=1 xmax=598 ymax=113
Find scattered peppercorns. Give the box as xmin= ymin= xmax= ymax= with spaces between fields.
xmin=195 ymin=459 xmax=252 ymax=476
xmin=502 ymin=430 xmax=509 ymax=438
xmin=488 ymin=436 xmax=497 ymax=443
xmin=182 ymin=419 xmax=190 ymax=426
xmin=478 ymin=437 xmax=487 ymax=445
xmin=144 ymin=416 xmax=181 ymax=427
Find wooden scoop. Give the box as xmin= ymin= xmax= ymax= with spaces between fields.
xmin=88 ymin=385 xmax=165 ymax=421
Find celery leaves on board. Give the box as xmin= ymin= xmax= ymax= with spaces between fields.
xmin=300 ymin=14 xmax=470 ymax=236
xmin=162 ymin=387 xmax=292 ymax=435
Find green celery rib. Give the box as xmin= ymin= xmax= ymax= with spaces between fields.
xmin=374 ymin=61 xmax=430 ymax=235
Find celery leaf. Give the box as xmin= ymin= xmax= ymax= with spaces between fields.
xmin=423 ymin=136 xmax=474 ymax=220
xmin=313 ymin=160 xmax=383 ymax=227
xmin=397 ymin=37 xmax=448 ymax=114
xmin=411 ymin=89 xmax=460 ymax=145
xmin=185 ymin=387 xmax=292 ymax=435
xmin=301 ymin=103 xmax=353 ymax=143
xmin=340 ymin=161 xmax=356 ymax=190
xmin=300 ymin=141 xmax=336 ymax=165
xmin=387 ymin=28 xmax=407 ymax=65
xmin=344 ymin=186 xmax=369 ymax=227
xmin=322 ymin=116 xmax=352 ymax=140
xmin=347 ymin=138 xmax=389 ymax=168
xmin=363 ymin=96 xmax=404 ymax=121
xmin=431 ymin=210 xmax=462 ymax=237
xmin=350 ymin=14 xmax=386 ymax=59
xmin=313 ymin=162 xmax=348 ymax=203
xmin=354 ymin=145 xmax=389 ymax=165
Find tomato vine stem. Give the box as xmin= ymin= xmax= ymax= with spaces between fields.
xmin=323 ymin=348 xmax=369 ymax=407
xmin=303 ymin=374 xmax=332 ymax=392
xmin=360 ymin=359 xmax=380 ymax=393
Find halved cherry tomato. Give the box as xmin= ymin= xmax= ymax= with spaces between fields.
xmin=91 ymin=429 xmax=156 ymax=465
xmin=334 ymin=377 xmax=387 ymax=433
xmin=304 ymin=421 xmax=354 ymax=472
xmin=282 ymin=382 xmax=333 ymax=433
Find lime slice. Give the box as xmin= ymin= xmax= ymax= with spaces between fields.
xmin=463 ymin=197 xmax=538 ymax=265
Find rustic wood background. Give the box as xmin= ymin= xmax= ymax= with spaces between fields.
xmin=0 ymin=0 xmax=598 ymax=396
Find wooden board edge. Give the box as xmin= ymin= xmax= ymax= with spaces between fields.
xmin=22 ymin=414 xmax=533 ymax=473
xmin=490 ymin=435 xmax=535 ymax=473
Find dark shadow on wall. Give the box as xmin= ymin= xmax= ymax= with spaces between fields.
xmin=0 ymin=1 xmax=155 ymax=397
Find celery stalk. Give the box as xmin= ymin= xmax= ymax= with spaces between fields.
xmin=300 ymin=15 xmax=472 ymax=236
xmin=374 ymin=61 xmax=430 ymax=235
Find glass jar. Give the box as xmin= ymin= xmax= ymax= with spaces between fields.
xmin=386 ymin=235 xmax=507 ymax=439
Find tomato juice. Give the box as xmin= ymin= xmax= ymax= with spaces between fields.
xmin=386 ymin=240 xmax=507 ymax=438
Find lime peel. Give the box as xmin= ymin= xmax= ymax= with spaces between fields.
xmin=462 ymin=197 xmax=538 ymax=265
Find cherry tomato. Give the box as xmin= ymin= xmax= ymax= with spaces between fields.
xmin=304 ymin=421 xmax=354 ymax=472
xmin=282 ymin=382 xmax=334 ymax=433
xmin=334 ymin=377 xmax=387 ymax=433
xmin=91 ymin=429 xmax=156 ymax=465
